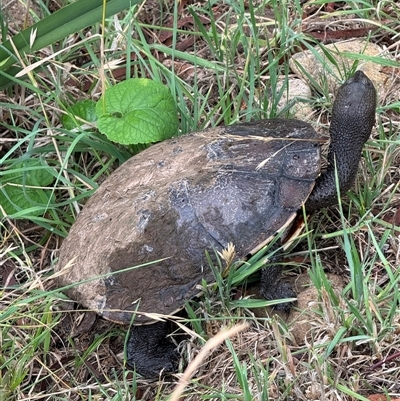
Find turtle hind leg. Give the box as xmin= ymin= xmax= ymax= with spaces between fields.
xmin=126 ymin=321 xmax=178 ymax=378
xmin=259 ymin=250 xmax=296 ymax=313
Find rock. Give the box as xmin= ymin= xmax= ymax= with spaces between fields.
xmin=287 ymin=273 xmax=346 ymax=345
xmin=277 ymin=78 xmax=313 ymax=120
xmin=290 ymin=39 xmax=389 ymax=93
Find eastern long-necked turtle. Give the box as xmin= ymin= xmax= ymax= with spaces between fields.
xmin=56 ymin=71 xmax=377 ymax=377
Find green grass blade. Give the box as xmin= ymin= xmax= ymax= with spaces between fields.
xmin=0 ymin=0 xmax=142 ymax=88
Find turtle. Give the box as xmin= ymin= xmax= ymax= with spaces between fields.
xmin=56 ymin=70 xmax=377 ymax=378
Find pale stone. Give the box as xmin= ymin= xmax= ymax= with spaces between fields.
xmin=287 ymin=273 xmax=346 ymax=345
xmin=289 ymin=39 xmax=389 ymax=93
xmin=277 ymin=78 xmax=314 ymax=121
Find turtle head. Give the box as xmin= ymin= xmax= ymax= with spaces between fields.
xmin=305 ymin=71 xmax=377 ymax=212
xmin=330 ymin=70 xmax=377 ymax=148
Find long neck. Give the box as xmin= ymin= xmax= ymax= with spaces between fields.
xmin=305 ymin=71 xmax=376 ymax=213
xmin=305 ymin=129 xmax=364 ymax=213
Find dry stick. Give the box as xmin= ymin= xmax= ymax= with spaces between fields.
xmin=369 ymin=351 xmax=400 ymax=371
xmin=169 ymin=322 xmax=250 ymax=401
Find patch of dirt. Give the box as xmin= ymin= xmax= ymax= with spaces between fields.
xmin=287 ymin=273 xmax=346 ymax=345
xmin=1 ymin=0 xmax=64 ymax=32
xmin=1 ymin=0 xmax=39 ymax=31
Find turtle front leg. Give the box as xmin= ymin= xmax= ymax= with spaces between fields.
xmin=126 ymin=321 xmax=178 ymax=378
xmin=259 ymin=253 xmax=296 ymax=313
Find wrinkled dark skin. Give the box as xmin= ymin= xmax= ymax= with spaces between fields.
xmin=127 ymin=71 xmax=377 ymax=377
xmin=127 ymin=322 xmax=178 ymax=377
xmin=305 ymin=71 xmax=377 ymax=212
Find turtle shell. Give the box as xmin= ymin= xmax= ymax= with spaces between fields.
xmin=56 ymin=119 xmax=320 ymax=324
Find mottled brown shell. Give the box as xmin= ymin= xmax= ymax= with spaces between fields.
xmin=56 ymin=119 xmax=320 ymax=324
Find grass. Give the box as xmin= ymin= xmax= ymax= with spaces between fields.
xmin=1 ymin=0 xmax=400 ymax=399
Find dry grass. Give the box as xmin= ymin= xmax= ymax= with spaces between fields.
xmin=1 ymin=0 xmax=400 ymax=400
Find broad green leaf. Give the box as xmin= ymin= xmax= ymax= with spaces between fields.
xmin=62 ymin=99 xmax=97 ymax=130
xmin=0 ymin=159 xmax=55 ymax=217
xmin=96 ymin=78 xmax=179 ymax=145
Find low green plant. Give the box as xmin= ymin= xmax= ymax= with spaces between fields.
xmin=1 ymin=77 xmax=177 ymax=219
xmin=96 ymin=78 xmax=179 ymax=145
xmin=61 ymin=99 xmax=97 ymax=130
xmin=0 ymin=158 xmax=55 ymax=217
